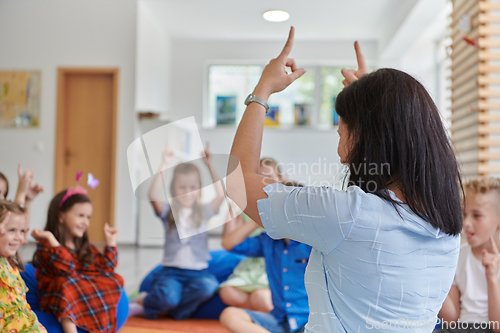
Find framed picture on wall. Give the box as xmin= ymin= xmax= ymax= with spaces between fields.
xmin=216 ymin=95 xmax=236 ymax=125
xmin=264 ymin=106 xmax=279 ymax=127
xmin=294 ymin=104 xmax=311 ymax=126
xmin=0 ymin=70 xmax=41 ymax=128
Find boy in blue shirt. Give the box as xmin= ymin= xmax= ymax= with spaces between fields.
xmin=220 ymin=218 xmax=311 ymax=333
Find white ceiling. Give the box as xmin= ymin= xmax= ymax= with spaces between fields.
xmin=142 ymin=0 xmax=422 ymax=41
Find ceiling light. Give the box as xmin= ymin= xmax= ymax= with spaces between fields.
xmin=263 ymin=10 xmax=290 ymax=22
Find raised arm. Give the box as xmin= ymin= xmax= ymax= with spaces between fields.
xmin=14 ymin=164 xmax=31 ymax=206
xmin=222 ymin=202 xmax=245 ymax=237
xmin=149 ymin=144 xmax=174 ymax=216
xmin=227 ymin=27 xmax=305 ymax=226
xmin=14 ymin=164 xmax=44 ymax=226
xmin=222 ymin=219 xmax=261 ymax=251
xmin=32 ymin=229 xmax=76 ymax=276
xmin=93 ymin=224 xmax=119 ymax=273
xmin=483 ymin=236 xmax=500 ymax=332
xmin=202 ymin=143 xmax=225 ymax=213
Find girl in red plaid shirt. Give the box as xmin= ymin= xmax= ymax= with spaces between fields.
xmin=31 ymin=187 xmax=124 ymax=333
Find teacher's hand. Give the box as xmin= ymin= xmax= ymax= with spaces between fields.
xmin=341 ymin=41 xmax=368 ymax=87
xmin=253 ymin=26 xmax=306 ymax=100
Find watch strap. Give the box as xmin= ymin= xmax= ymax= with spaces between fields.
xmin=245 ymin=94 xmax=269 ymax=112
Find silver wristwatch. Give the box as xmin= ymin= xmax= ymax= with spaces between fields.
xmin=244 ymin=94 xmax=269 ymax=112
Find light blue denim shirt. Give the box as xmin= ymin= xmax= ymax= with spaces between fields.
xmin=257 ymin=183 xmax=460 ymax=333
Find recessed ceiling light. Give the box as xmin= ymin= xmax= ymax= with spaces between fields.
xmin=263 ymin=10 xmax=290 ymax=22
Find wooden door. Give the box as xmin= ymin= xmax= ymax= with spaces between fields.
xmin=55 ymin=68 xmax=118 ymax=243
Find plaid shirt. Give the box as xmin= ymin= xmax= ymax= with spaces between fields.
xmin=34 ymin=241 xmax=124 ymax=333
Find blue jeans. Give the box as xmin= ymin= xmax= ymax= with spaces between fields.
xmin=143 ymin=266 xmax=219 ymax=320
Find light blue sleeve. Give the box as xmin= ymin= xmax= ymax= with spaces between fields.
xmin=257 ymin=183 xmax=363 ymax=254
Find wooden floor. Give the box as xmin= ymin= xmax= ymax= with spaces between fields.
xmin=119 ymin=327 xmax=183 ymax=333
xmin=120 ymin=317 xmax=229 ymax=333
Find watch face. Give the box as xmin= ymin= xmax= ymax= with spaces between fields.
xmin=244 ymin=94 xmax=252 ymax=105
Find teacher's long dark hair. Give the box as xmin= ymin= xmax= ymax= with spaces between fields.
xmin=335 ymin=68 xmax=463 ymax=235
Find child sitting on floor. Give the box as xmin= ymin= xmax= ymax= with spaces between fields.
xmin=31 ymin=187 xmax=124 ymax=333
xmin=0 ymin=200 xmax=46 ymax=332
xmin=219 ymin=158 xmax=285 ymax=313
xmin=437 ymin=178 xmax=500 ymax=332
xmin=130 ymin=143 xmax=225 ymax=320
xmin=220 ymin=182 xmax=311 ymax=333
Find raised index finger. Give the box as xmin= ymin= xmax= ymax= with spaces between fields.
xmin=354 ymin=41 xmax=368 ymax=73
xmin=278 ymin=26 xmax=295 ymax=59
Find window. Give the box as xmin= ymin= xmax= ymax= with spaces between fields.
xmin=206 ymin=64 xmax=354 ymax=128
xmin=320 ymin=67 xmax=347 ymax=127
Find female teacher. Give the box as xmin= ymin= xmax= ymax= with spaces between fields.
xmin=226 ymin=27 xmax=463 ymax=333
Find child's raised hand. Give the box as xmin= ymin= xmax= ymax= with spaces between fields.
xmin=202 ymin=142 xmax=212 ymax=167
xmin=104 ymin=223 xmax=118 ymax=247
xmin=26 ymin=183 xmax=44 ymax=201
xmin=16 ymin=164 xmax=34 ymax=197
xmin=31 ymin=228 xmax=52 ymax=241
xmin=161 ymin=143 xmax=175 ymax=169
xmin=482 ymin=236 xmax=500 ymax=281
xmin=31 ymin=228 xmax=58 ymax=246
xmin=341 ymin=41 xmax=369 ymax=87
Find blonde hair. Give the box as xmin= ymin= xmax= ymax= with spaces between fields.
xmin=166 ymin=163 xmax=203 ymax=233
xmin=464 ymin=178 xmax=500 ymax=197
xmin=0 ymin=200 xmax=26 ymax=270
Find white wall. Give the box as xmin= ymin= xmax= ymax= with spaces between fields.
xmin=376 ymin=0 xmax=449 ymax=114
xmin=399 ymin=3 xmax=451 ymax=122
xmin=0 ymin=0 xmax=138 ymax=243
xmin=135 ymin=0 xmax=171 ymax=113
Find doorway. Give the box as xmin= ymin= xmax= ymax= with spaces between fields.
xmin=55 ymin=68 xmax=118 ymax=242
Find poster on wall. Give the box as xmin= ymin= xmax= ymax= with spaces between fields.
xmin=216 ymin=95 xmax=236 ymax=125
xmin=294 ymin=104 xmax=311 ymax=126
xmin=0 ymin=71 xmax=41 ymax=128
xmin=264 ymin=106 xmax=279 ymax=127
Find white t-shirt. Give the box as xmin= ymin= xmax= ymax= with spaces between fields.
xmin=454 ymin=243 xmax=500 ymax=322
